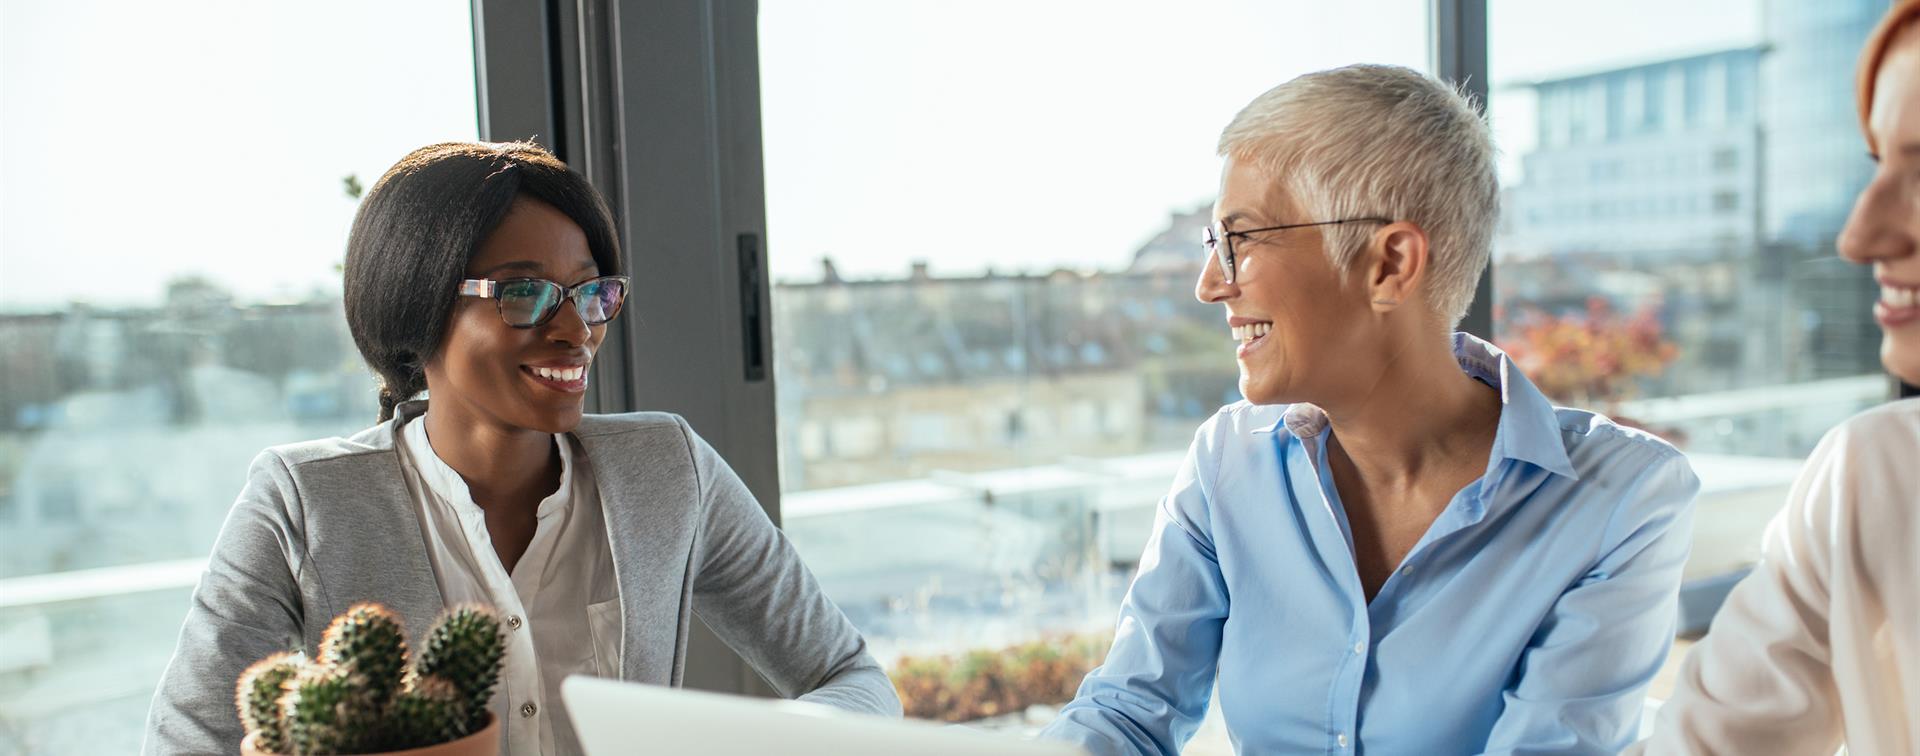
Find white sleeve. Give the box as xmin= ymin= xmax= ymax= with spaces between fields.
xmin=1629 ymin=426 xmax=1853 ymax=755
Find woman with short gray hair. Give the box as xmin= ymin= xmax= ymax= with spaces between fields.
xmin=1039 ymin=64 xmax=1699 ymax=755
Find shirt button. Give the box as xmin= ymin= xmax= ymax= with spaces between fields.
xmin=1353 ymin=641 xmax=1366 ymax=655
xmin=508 ymin=615 xmax=523 ymax=630
xmin=521 ymin=702 xmax=538 ymax=718
xmin=1338 ymin=733 xmax=1349 ymax=747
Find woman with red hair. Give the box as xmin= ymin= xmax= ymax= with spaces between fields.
xmin=1631 ymin=2 xmax=1920 ymax=753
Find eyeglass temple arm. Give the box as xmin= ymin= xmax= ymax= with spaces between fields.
xmin=458 ymin=279 xmax=496 ymax=298
xmin=1233 ymin=217 xmax=1393 ymax=237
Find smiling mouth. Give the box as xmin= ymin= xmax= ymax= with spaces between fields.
xmin=522 ymin=364 xmax=589 ymax=393
xmin=1231 ymin=322 xmax=1272 ymax=345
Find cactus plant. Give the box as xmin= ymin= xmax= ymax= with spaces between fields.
xmin=234 ymin=602 xmax=506 ymax=755
xmin=236 ymin=651 xmax=306 ymax=754
xmin=385 ymin=675 xmax=469 ymax=749
xmin=319 ymin=603 xmax=409 ymax=712
xmin=280 ymin=662 xmax=376 ymax=754
xmin=411 ymin=605 xmax=506 ymax=733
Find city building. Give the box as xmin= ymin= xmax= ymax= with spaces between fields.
xmin=1500 ymin=20 xmax=1887 ymax=392
xmin=1504 ymin=46 xmax=1766 ymax=263
xmin=1763 ymin=0 xmax=1887 ymax=379
xmin=771 ymin=259 xmax=1236 ymax=491
xmin=1501 ymin=46 xmax=1777 ymax=392
xmin=1763 ymin=0 xmax=1883 ymax=247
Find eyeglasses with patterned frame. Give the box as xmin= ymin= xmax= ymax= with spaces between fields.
xmin=456 ymin=275 xmax=631 ymax=328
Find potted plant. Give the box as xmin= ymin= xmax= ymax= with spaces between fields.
xmin=235 ymin=603 xmax=506 ymax=755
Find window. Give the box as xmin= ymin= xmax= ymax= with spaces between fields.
xmin=1684 ymin=59 xmax=1708 ymax=127
xmin=1606 ymin=75 xmax=1629 ymax=138
xmin=0 ymin=2 xmax=478 ymax=750
xmin=1490 ymin=0 xmax=1884 ymax=694
xmin=1726 ymin=55 xmax=1753 ymax=118
xmin=759 ymin=0 xmax=1428 ymax=738
xmin=1643 ymin=65 xmax=1667 ymax=131
xmin=1712 ymin=146 xmax=1740 ymax=173
xmin=1713 ymin=190 xmax=1740 ymax=213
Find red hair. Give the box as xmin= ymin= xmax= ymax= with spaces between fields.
xmin=1858 ymin=0 xmax=1920 ymax=153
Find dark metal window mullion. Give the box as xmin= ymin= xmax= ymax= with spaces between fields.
xmin=1431 ymin=0 xmax=1493 ymax=339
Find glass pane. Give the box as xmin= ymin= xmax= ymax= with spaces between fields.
xmin=760 ymin=1 xmax=1428 ymax=741
xmin=0 ymin=2 xmax=478 ymax=751
xmin=1488 ymin=0 xmax=1885 ymax=695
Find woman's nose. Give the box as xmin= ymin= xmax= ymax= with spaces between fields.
xmin=1195 ymin=252 xmax=1237 ymax=304
xmin=547 ymin=300 xmax=592 ymax=346
xmin=1838 ymin=171 xmax=1918 ymax=265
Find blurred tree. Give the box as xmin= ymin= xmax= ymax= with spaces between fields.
xmin=1499 ymin=296 xmax=1679 ymax=408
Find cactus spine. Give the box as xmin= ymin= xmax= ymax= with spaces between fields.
xmin=412 ymin=605 xmax=506 ymax=732
xmin=236 ymin=651 xmax=306 ymax=754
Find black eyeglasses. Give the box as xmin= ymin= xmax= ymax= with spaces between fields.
xmin=1201 ymin=218 xmax=1390 ymax=284
xmin=457 ymin=275 xmax=631 ymax=328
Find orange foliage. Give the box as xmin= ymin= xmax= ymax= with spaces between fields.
xmin=1498 ymin=297 xmax=1679 ymax=406
xmin=890 ymin=633 xmax=1109 ymax=722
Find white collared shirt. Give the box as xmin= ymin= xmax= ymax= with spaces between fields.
xmin=395 ymin=415 xmax=619 ymax=755
xmin=1634 ymin=399 xmax=1920 ymax=755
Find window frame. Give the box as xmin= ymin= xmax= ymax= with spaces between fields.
xmin=470 ymin=0 xmax=1499 ymax=697
xmin=472 ymin=0 xmax=779 ymax=697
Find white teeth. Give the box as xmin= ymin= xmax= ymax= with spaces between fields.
xmin=1883 ymin=285 xmax=1918 ymax=310
xmin=531 ymin=366 xmax=585 ymax=381
xmin=1230 ymin=322 xmax=1273 ymax=342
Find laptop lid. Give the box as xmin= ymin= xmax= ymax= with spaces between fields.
xmin=561 ymin=675 xmax=1088 ymax=756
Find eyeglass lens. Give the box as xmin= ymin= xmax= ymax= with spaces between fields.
xmin=497 ymin=278 xmax=626 ymax=327
xmin=1201 ymin=225 xmax=1234 ymax=283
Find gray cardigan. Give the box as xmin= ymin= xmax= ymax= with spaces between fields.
xmin=143 ymin=401 xmax=899 ymax=754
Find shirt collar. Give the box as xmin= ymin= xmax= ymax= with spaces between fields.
xmin=1454 ymin=332 xmax=1580 ymax=481
xmin=402 ymin=412 xmax=577 ymax=520
xmin=1247 ymin=332 xmax=1578 ymax=481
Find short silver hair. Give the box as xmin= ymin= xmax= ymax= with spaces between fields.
xmin=1218 ymin=64 xmax=1497 ymax=328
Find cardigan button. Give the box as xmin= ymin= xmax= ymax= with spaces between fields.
xmin=521 ymin=702 xmax=538 ymax=718
xmin=508 ymin=615 xmax=523 ymax=630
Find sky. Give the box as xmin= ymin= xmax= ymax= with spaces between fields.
xmin=758 ymin=0 xmax=1761 ymax=283
xmin=0 ymin=0 xmax=1760 ymax=308
xmin=0 ymin=0 xmax=478 ymax=310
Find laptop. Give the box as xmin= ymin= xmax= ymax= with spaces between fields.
xmin=562 ymin=675 xmax=1088 ymax=756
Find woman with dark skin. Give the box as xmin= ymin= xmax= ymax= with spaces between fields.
xmin=144 ymin=142 xmax=897 ymax=755
xmin=420 ymin=186 xmax=602 ymax=575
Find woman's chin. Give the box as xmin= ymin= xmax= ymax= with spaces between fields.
xmin=1883 ymin=333 xmax=1920 ymax=387
xmin=1237 ymin=375 xmax=1285 ymax=407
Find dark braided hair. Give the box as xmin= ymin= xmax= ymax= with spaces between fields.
xmin=343 ymin=141 xmax=623 ymax=422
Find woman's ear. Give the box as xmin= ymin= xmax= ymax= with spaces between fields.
xmin=1364 ymin=222 xmax=1430 ymax=312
